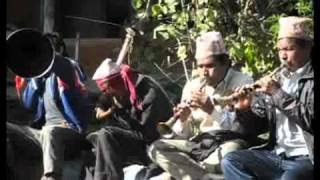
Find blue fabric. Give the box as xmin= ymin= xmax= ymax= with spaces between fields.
xmin=22 ymin=58 xmax=89 ymax=133
xmin=221 ymin=149 xmax=313 ymax=180
xmin=22 ymin=78 xmax=46 ymax=124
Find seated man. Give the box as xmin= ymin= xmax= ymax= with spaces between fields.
xmin=10 ymin=45 xmax=90 ymax=180
xmin=87 ymin=59 xmax=173 ymax=180
xmin=221 ymin=16 xmax=313 ymax=180
xmin=148 ymin=31 xmax=268 ymax=180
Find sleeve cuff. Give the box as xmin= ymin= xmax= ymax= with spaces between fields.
xmin=271 ymin=88 xmax=288 ymax=108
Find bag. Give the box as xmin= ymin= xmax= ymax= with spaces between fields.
xmin=189 ymin=130 xmax=243 ymax=161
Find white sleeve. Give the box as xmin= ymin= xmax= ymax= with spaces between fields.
xmin=170 ymin=81 xmax=194 ymax=138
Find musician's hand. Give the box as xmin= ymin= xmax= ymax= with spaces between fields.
xmin=190 ymin=91 xmax=214 ymax=114
xmin=95 ymin=107 xmax=114 ymax=120
xmin=255 ymin=75 xmax=281 ymax=95
xmin=173 ymin=103 xmax=191 ymax=122
xmin=232 ymin=85 xmax=253 ymax=111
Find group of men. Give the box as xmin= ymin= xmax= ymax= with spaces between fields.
xmin=8 ymin=16 xmax=313 ymax=180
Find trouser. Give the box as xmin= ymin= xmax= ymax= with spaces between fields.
xmin=7 ymin=122 xmax=85 ymax=179
xmin=148 ymin=138 xmax=246 ymax=180
xmin=88 ymin=126 xmax=150 ymax=180
xmin=221 ymin=149 xmax=313 ymax=180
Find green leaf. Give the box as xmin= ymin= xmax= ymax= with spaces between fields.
xmin=296 ymin=0 xmax=313 ymax=16
xmin=197 ymin=23 xmax=210 ymax=32
xmin=133 ymin=0 xmax=143 ymax=9
xmin=198 ymin=0 xmax=209 ymax=5
xmin=164 ymin=0 xmax=177 ymax=4
xmin=151 ymin=4 xmax=163 ymax=16
xmin=177 ymin=45 xmax=187 ymax=60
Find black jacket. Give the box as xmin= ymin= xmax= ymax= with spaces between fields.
xmin=250 ymin=63 xmax=314 ymax=163
xmin=104 ymin=74 xmax=174 ymax=144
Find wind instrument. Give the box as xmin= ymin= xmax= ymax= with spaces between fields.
xmin=157 ymin=78 xmax=207 ymax=138
xmin=212 ymin=62 xmax=288 ymax=106
xmin=7 ymin=28 xmax=55 ymax=78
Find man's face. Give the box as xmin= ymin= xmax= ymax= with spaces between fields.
xmin=197 ymin=56 xmax=227 ymax=86
xmin=277 ymin=38 xmax=311 ymax=72
xmin=98 ymin=76 xmax=127 ymax=97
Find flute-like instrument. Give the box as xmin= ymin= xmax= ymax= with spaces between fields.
xmin=157 ymin=78 xmax=207 ymax=138
xmin=212 ymin=62 xmax=288 ymax=106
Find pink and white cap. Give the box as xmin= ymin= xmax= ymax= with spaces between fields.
xmin=92 ymin=58 xmax=121 ymax=80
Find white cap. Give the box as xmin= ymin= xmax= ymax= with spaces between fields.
xmin=278 ymin=16 xmax=313 ymax=41
xmin=92 ymin=58 xmax=121 ymax=80
xmin=195 ymin=31 xmax=227 ymax=60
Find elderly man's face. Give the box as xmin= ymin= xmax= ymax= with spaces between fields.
xmin=98 ymin=76 xmax=127 ymax=97
xmin=197 ymin=56 xmax=227 ymax=86
xmin=277 ymin=38 xmax=311 ymax=72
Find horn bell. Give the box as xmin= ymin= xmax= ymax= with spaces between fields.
xmin=6 ymin=28 xmax=55 ymax=78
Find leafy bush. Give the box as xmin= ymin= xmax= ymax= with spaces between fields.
xmin=130 ymin=0 xmax=313 ymax=81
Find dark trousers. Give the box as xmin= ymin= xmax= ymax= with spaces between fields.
xmin=221 ymin=149 xmax=313 ymax=180
xmin=88 ymin=126 xmax=150 ymax=180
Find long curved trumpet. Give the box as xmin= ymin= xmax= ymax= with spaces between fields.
xmin=6 ymin=28 xmax=55 ymax=78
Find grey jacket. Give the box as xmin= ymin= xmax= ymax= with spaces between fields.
xmin=251 ymin=63 xmax=314 ymax=164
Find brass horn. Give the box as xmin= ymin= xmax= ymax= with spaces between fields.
xmin=157 ymin=116 xmax=179 ymax=138
xmin=6 ymin=28 xmax=55 ymax=78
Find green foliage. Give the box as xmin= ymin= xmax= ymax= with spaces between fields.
xmin=296 ymin=0 xmax=313 ymax=16
xmin=131 ymin=0 xmax=313 ymax=80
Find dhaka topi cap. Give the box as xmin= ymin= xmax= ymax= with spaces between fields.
xmin=278 ymin=16 xmax=313 ymax=41
xmin=195 ymin=31 xmax=227 ymax=60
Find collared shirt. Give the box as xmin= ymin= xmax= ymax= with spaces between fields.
xmin=172 ymin=68 xmax=253 ymax=139
xmin=275 ymin=61 xmax=311 ymax=157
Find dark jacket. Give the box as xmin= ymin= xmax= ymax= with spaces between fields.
xmin=187 ymin=109 xmax=270 ymax=162
xmin=107 ymin=74 xmax=174 ymax=144
xmin=251 ymin=63 xmax=313 ymax=163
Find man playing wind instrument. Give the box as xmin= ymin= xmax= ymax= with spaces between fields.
xmin=87 ymin=59 xmax=173 ymax=180
xmin=222 ymin=16 xmax=314 ymax=180
xmin=149 ymin=31 xmax=268 ymax=180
